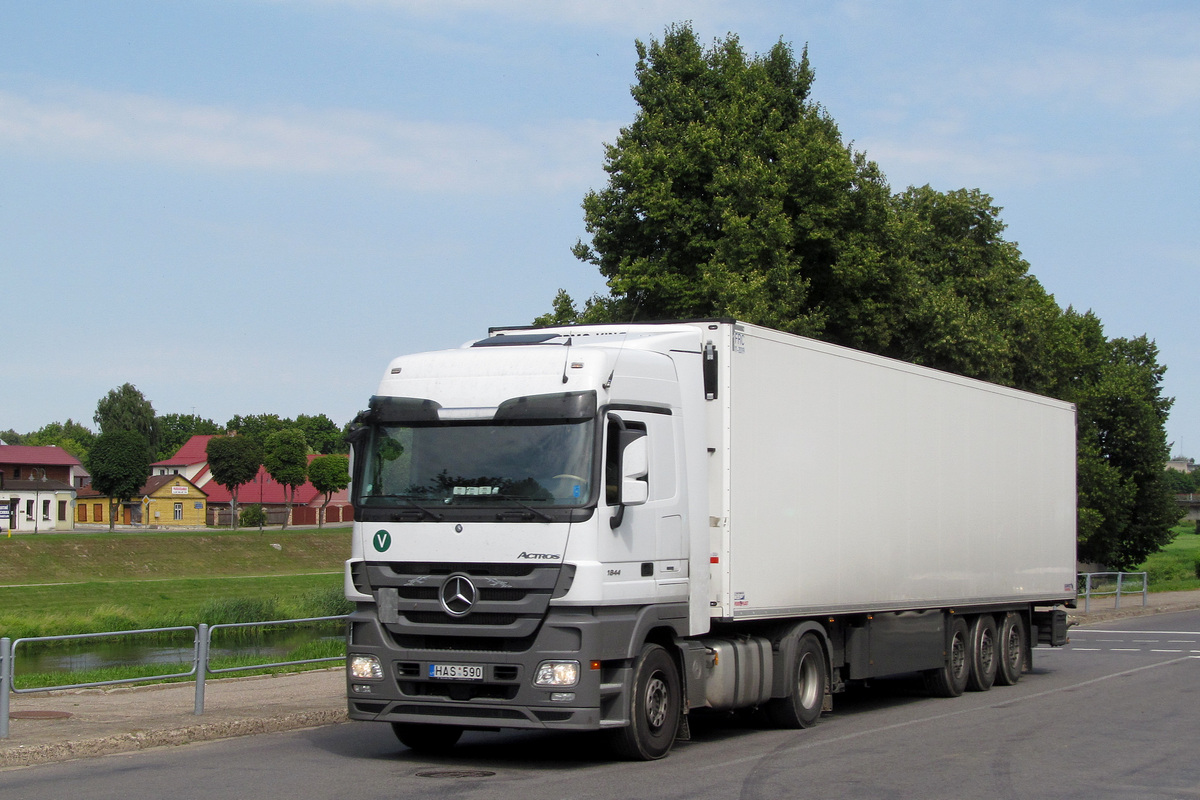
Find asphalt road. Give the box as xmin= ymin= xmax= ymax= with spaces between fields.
xmin=3 ymin=609 xmax=1198 ymax=800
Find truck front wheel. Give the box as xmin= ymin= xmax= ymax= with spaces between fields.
xmin=766 ymin=633 xmax=826 ymax=729
xmin=609 ymin=643 xmax=681 ymax=761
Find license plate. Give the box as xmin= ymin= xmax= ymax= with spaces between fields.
xmin=429 ymin=663 xmax=484 ymax=681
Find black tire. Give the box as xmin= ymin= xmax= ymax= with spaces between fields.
xmin=391 ymin=722 xmax=463 ymax=754
xmin=966 ymin=614 xmax=998 ymax=692
xmin=766 ymin=633 xmax=827 ymax=729
xmin=923 ymin=616 xmax=970 ymax=698
xmin=995 ymin=612 xmax=1027 ymax=686
xmin=609 ymin=643 xmax=681 ymax=761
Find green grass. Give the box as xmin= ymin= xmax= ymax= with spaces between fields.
xmin=0 ymin=527 xmax=352 ymax=639
xmin=1137 ymin=522 xmax=1200 ymax=591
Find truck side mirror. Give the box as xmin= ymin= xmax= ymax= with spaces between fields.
xmin=620 ymin=434 xmax=648 ymax=506
xmin=609 ymin=419 xmax=648 ymax=529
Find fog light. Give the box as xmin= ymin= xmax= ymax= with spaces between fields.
xmin=351 ymin=684 xmax=374 ymax=694
xmin=350 ymin=654 xmax=383 ymax=680
xmin=550 ymin=692 xmax=575 ymax=702
xmin=534 ymin=660 xmax=579 ymax=687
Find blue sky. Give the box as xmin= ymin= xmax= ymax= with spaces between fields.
xmin=3 ymin=1 xmax=1198 ymax=456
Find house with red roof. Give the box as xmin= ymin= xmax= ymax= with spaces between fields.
xmin=155 ymin=435 xmax=352 ymax=526
xmin=76 ymin=473 xmax=208 ymax=528
xmin=0 ymin=445 xmax=83 ymax=532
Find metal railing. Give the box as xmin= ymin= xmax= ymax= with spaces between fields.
xmin=1 ymin=615 xmax=347 ymax=739
xmin=1077 ymin=572 xmax=1149 ymax=613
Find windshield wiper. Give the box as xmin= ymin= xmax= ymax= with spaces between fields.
xmin=494 ymin=495 xmax=553 ymax=523
xmin=396 ymin=497 xmax=444 ymax=521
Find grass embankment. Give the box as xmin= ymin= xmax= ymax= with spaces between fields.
xmin=1138 ymin=522 xmax=1200 ymax=591
xmin=0 ymin=527 xmax=353 ymax=639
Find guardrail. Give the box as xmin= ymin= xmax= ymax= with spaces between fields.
xmin=0 ymin=615 xmax=347 ymax=739
xmin=1077 ymin=571 xmax=1149 ymax=613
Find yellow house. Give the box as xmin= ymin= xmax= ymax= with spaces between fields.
xmin=140 ymin=474 xmax=207 ymax=527
xmin=77 ymin=474 xmax=208 ymax=527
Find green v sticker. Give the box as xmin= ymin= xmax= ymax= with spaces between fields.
xmin=372 ymin=530 xmax=392 ymax=552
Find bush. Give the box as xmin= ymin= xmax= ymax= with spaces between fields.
xmin=239 ymin=504 xmax=267 ymax=527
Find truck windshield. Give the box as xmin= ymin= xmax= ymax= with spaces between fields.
xmin=356 ymin=418 xmax=594 ymax=508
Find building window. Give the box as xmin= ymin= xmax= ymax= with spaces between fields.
xmin=174 ymin=502 xmax=183 ymax=521
xmin=42 ymin=499 xmax=51 ymax=520
xmin=94 ymin=503 xmax=104 ymax=522
xmin=25 ymin=500 xmax=33 ymax=520
xmin=79 ymin=504 xmax=88 ymax=522
xmin=58 ymin=500 xmax=67 ymax=521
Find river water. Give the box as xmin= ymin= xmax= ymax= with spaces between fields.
xmin=12 ymin=626 xmax=343 ymax=675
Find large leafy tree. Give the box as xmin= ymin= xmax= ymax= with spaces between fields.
xmin=263 ymin=428 xmax=309 ymax=529
xmin=155 ymin=413 xmax=223 ymax=461
xmin=547 ymin=24 xmax=1180 ymax=569
xmin=206 ymin=435 xmax=263 ymax=530
xmin=94 ymin=383 xmax=159 ymax=459
xmin=295 ymin=413 xmax=346 ymax=454
xmin=87 ymin=430 xmax=151 ymax=531
xmin=24 ymin=419 xmax=97 ymax=463
xmin=308 ymin=454 xmax=350 ymax=528
xmin=552 ymin=23 xmax=891 ymax=335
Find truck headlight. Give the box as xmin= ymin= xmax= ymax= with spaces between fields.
xmin=534 ymin=660 xmax=580 ymax=687
xmin=349 ymin=654 xmax=383 ymax=680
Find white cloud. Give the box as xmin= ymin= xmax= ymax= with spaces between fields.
xmin=0 ymin=87 xmax=616 ymax=194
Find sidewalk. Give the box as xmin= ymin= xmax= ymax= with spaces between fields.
xmin=4 ymin=590 xmax=1200 ymax=770
xmin=1 ymin=668 xmax=347 ymax=769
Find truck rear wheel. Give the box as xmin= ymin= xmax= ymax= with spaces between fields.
xmin=923 ymin=616 xmax=969 ymax=697
xmin=391 ymin=723 xmax=463 ymax=753
xmin=966 ymin=614 xmax=998 ymax=691
xmin=609 ymin=643 xmax=680 ymax=761
xmin=766 ymin=633 xmax=826 ymax=729
xmin=995 ymin=612 xmax=1027 ymax=686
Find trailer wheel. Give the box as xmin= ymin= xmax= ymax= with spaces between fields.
xmin=609 ymin=643 xmax=680 ymax=761
xmin=923 ymin=616 xmax=969 ymax=697
xmin=995 ymin=612 xmax=1027 ymax=686
xmin=391 ymin=723 xmax=463 ymax=753
xmin=766 ymin=633 xmax=826 ymax=729
xmin=966 ymin=615 xmax=998 ymax=692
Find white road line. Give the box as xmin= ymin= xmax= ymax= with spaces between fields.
xmin=1151 ymin=649 xmax=1183 ymax=653
xmin=1079 ymin=629 xmax=1200 ymax=636
xmin=697 ymin=654 xmax=1198 ymax=771
xmin=1111 ymin=648 xmax=1142 ymax=652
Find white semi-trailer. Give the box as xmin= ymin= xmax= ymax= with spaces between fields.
xmin=345 ymin=320 xmax=1076 ymax=759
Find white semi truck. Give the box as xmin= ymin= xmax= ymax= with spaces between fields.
xmin=345 ymin=320 xmax=1076 ymax=759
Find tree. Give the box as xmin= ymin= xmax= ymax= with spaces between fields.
xmin=155 ymin=413 xmax=223 ymax=461
xmin=94 ymin=383 xmax=159 ymax=459
xmin=264 ymin=428 xmax=309 ymax=529
xmin=295 ymin=413 xmax=345 ymax=454
xmin=206 ymin=435 xmax=263 ymax=530
xmin=1052 ymin=311 xmax=1183 ymax=569
xmin=551 ymin=23 xmax=891 ymax=335
xmin=86 ymin=430 xmax=151 ymax=531
xmin=225 ymin=414 xmax=288 ymax=450
xmin=308 ymin=454 xmax=350 ymax=528
xmin=548 ymin=24 xmax=1182 ymax=570
xmin=1162 ymin=469 xmax=1198 ymax=494
xmin=25 ymin=419 xmax=97 ymax=463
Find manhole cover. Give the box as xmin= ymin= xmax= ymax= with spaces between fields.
xmin=415 ymin=770 xmax=496 ymax=779
xmin=9 ymin=710 xmax=73 ymax=720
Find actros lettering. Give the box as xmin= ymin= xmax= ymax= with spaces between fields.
xmin=517 ymin=551 xmax=561 ymax=560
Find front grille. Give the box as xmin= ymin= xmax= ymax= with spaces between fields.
xmin=365 ymin=560 xmax=562 ymax=643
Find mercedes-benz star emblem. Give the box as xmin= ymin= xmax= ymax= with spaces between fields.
xmin=439 ymin=574 xmax=477 ymax=617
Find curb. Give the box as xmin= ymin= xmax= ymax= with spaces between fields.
xmin=1 ymin=709 xmax=349 ymax=769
